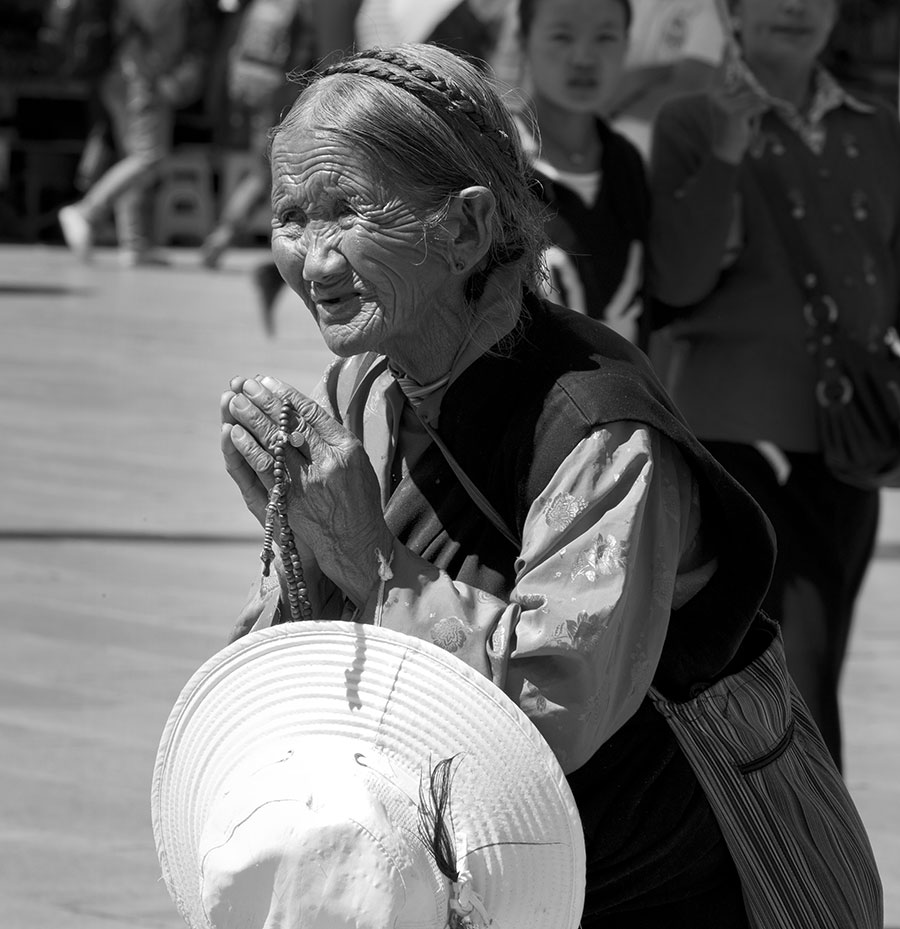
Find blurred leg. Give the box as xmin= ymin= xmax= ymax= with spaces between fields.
xmin=111 ymin=78 xmax=172 ymax=257
xmin=702 ymin=442 xmax=879 ymax=771
xmin=201 ymin=164 xmax=268 ymax=268
xmin=252 ymin=262 xmax=285 ymax=336
xmin=79 ymin=76 xmax=168 ymax=230
xmin=202 ymin=102 xmax=276 ymax=267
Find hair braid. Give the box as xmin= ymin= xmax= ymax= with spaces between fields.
xmin=323 ymin=48 xmax=515 ymax=162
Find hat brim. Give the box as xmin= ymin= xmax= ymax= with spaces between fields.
xmin=152 ymin=621 xmax=584 ymax=929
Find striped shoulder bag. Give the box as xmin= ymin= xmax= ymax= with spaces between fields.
xmin=649 ymin=614 xmax=883 ymax=929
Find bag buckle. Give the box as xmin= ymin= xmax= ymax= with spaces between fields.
xmin=816 ymin=374 xmax=853 ymax=408
xmin=803 ymin=294 xmax=838 ymax=329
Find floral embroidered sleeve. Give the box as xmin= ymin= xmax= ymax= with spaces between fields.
xmin=357 ymin=422 xmax=712 ymax=773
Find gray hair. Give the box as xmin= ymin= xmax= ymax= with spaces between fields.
xmin=272 ymin=43 xmax=549 ymax=298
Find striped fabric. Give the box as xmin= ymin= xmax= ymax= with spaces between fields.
xmin=649 ymin=616 xmax=883 ymax=929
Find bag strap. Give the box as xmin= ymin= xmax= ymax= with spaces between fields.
xmin=348 ymin=355 xmax=521 ymax=548
xmin=411 ymin=408 xmax=521 ymax=549
xmin=750 ymin=162 xmax=835 ymax=336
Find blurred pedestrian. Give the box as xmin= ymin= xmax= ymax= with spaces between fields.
xmin=607 ymin=0 xmax=725 ymax=160
xmin=200 ymin=0 xmax=316 ymax=274
xmin=513 ymin=0 xmax=651 ymax=347
xmin=57 ymin=0 xmax=217 ymax=266
xmin=212 ymin=0 xmax=363 ymax=333
xmin=646 ymin=0 xmax=900 ymax=769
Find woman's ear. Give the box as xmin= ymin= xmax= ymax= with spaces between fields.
xmin=442 ymin=186 xmax=496 ymax=275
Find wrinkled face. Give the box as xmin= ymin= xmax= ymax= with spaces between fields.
xmin=735 ymin=0 xmax=837 ymax=67
xmin=523 ymin=0 xmax=628 ymax=114
xmin=270 ymin=122 xmax=454 ymax=358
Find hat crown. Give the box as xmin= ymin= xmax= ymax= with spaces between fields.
xmin=198 ymin=743 xmax=447 ymax=929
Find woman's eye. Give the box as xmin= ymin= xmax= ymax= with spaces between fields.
xmin=280 ymin=209 xmax=307 ymax=227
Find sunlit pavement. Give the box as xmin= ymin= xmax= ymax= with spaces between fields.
xmin=1 ymin=244 xmax=897 ymax=927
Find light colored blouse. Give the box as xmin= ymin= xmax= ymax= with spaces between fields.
xmin=290 ymin=358 xmax=716 ymax=773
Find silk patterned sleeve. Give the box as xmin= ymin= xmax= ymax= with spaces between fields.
xmin=359 ymin=422 xmax=704 ymax=774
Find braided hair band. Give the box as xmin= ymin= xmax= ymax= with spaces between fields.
xmin=319 ymin=47 xmax=515 ymax=163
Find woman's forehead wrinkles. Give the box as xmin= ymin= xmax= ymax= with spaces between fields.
xmin=273 ymin=142 xmax=375 ymax=198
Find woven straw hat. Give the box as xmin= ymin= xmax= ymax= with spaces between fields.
xmin=152 ymin=622 xmax=585 ymax=929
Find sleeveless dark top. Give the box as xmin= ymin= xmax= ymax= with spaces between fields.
xmin=530 ymin=120 xmax=652 ymax=348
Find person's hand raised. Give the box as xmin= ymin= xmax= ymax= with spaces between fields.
xmin=221 ymin=375 xmax=395 ymax=606
xmin=708 ymin=53 xmax=770 ymax=165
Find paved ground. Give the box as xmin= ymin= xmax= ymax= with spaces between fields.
xmin=0 ymin=244 xmax=897 ymax=927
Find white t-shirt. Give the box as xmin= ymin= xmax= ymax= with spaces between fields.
xmin=355 ymin=0 xmax=461 ymax=47
xmin=626 ymin=0 xmax=726 ymax=69
xmin=532 ymin=158 xmax=601 ymax=207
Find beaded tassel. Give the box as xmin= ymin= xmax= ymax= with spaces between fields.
xmin=259 ymin=399 xmax=312 ymax=622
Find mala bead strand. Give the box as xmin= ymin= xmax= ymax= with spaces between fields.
xmin=257 ymin=399 xmax=313 ymax=622
xmin=260 ymin=501 xmax=277 ymax=578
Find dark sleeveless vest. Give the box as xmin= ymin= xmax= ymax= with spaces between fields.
xmin=369 ymin=293 xmax=773 ymax=922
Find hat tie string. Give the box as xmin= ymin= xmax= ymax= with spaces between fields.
xmin=450 ymin=833 xmax=492 ymax=928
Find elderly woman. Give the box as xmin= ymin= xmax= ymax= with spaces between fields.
xmin=219 ymin=43 xmax=877 ymax=929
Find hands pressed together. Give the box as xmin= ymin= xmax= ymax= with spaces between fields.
xmin=221 ymin=375 xmax=395 ymax=607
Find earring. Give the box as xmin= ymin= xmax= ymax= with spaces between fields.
xmin=454 ymin=259 xmax=466 ymax=272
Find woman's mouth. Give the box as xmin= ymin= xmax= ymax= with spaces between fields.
xmin=771 ymin=24 xmax=815 ymax=40
xmin=314 ymin=291 xmax=361 ymax=321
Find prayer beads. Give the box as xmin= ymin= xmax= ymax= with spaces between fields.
xmin=259 ymin=400 xmax=312 ymax=622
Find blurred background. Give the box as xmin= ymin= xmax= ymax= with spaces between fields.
xmin=0 ymin=0 xmax=898 ymax=249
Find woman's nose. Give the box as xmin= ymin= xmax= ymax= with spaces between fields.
xmin=301 ymin=227 xmax=346 ymax=282
xmin=571 ymin=37 xmax=598 ymax=66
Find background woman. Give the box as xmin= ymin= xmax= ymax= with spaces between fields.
xmin=646 ymin=0 xmax=900 ymax=769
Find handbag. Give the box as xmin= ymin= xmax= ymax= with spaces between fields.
xmin=806 ymin=295 xmax=900 ymax=488
xmin=648 ymin=615 xmax=883 ymax=929
xmin=750 ymin=160 xmax=900 ymax=488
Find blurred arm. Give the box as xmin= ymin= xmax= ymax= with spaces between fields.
xmin=646 ymin=97 xmax=740 ymax=309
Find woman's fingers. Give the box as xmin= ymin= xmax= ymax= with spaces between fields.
xmin=724 ymin=87 xmax=768 ymax=118
xmin=258 ymin=375 xmax=349 ymax=457
xmin=240 ymin=377 xmax=284 ymax=417
xmin=228 ymin=375 xmax=355 ymax=485
xmin=296 ymin=394 xmax=348 ymax=446
xmin=229 ymin=423 xmax=276 ymax=477
xmin=228 ymin=392 xmax=280 ymax=452
xmin=221 ymin=390 xmax=238 ymax=425
xmin=221 ymin=423 xmax=270 ymax=523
